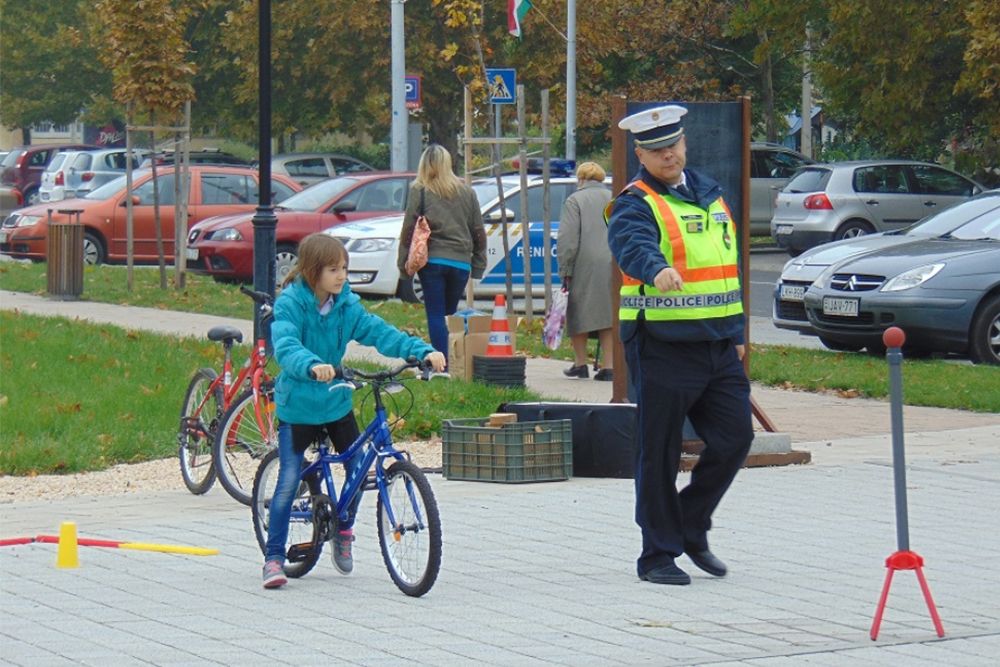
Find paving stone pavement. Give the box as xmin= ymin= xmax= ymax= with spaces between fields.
xmin=2 ymin=290 xmax=1000 ymax=665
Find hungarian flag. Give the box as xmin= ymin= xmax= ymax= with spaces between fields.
xmin=508 ymin=0 xmax=532 ymax=38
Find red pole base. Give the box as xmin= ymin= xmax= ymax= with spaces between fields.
xmin=870 ymin=550 xmax=945 ymax=640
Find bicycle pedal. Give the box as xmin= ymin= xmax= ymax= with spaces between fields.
xmin=286 ymin=542 xmax=318 ymax=563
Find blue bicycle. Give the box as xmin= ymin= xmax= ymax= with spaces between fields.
xmin=250 ymin=358 xmax=442 ymax=597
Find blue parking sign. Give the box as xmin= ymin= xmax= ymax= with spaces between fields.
xmin=485 ymin=68 xmax=516 ymax=105
xmin=404 ymin=75 xmax=421 ymax=110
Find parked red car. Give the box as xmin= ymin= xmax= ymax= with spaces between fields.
xmin=0 ymin=144 xmax=97 ymax=206
xmin=187 ymin=171 xmax=414 ymax=283
xmin=0 ymin=166 xmax=301 ymax=265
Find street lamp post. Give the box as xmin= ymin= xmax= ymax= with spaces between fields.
xmin=252 ymin=0 xmax=277 ymax=341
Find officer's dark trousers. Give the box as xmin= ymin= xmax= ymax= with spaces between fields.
xmin=625 ymin=327 xmax=753 ymax=576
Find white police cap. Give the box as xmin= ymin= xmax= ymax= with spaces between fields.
xmin=618 ymin=105 xmax=688 ymax=149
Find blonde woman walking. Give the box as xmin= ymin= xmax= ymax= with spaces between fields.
xmin=398 ymin=144 xmax=487 ymax=365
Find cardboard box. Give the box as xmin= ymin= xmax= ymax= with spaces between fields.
xmin=447 ymin=314 xmax=518 ymax=381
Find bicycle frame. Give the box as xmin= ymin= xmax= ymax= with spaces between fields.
xmin=294 ymin=381 xmax=421 ymax=531
xmin=218 ymin=334 xmax=270 ymax=407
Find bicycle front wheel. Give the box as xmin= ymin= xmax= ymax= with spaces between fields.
xmin=178 ymin=368 xmax=221 ymax=495
xmin=251 ymin=448 xmax=323 ymax=579
xmin=376 ymin=460 xmax=442 ymax=597
xmin=215 ymin=387 xmax=278 ymax=505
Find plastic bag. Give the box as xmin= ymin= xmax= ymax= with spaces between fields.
xmin=542 ymin=288 xmax=568 ymax=350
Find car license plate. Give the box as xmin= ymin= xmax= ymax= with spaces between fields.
xmin=823 ymin=296 xmax=859 ymax=317
xmin=0 ymin=230 xmax=7 ymax=243
xmin=185 ymin=248 xmax=199 ymax=261
xmin=779 ymin=284 xmax=806 ymax=302
xmin=775 ymin=224 xmax=793 ymax=235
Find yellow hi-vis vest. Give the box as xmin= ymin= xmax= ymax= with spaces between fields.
xmin=614 ymin=180 xmax=743 ymax=322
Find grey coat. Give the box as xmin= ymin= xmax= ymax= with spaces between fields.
xmin=557 ymin=180 xmax=613 ymax=336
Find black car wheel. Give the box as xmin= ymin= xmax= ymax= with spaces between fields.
xmin=396 ymin=275 xmax=424 ymax=304
xmin=275 ymin=244 xmax=298 ymax=286
xmin=969 ymin=294 xmax=1000 ymax=365
xmin=83 ymin=232 xmax=106 ymax=265
xmin=834 ymin=219 xmax=874 ymax=242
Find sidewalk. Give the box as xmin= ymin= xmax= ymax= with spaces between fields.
xmin=2 ymin=290 xmax=1000 ymax=665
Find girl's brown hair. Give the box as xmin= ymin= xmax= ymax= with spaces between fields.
xmin=282 ymin=233 xmax=348 ymax=290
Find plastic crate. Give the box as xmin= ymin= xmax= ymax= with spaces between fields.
xmin=442 ymin=418 xmax=572 ymax=483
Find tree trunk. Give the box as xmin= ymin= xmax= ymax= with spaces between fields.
xmin=427 ymin=109 xmax=460 ymax=160
xmin=150 ymin=111 xmax=167 ymax=289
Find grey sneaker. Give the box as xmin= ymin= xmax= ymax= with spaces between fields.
xmin=262 ymin=560 xmax=287 ymax=589
xmin=333 ymin=529 xmax=355 ymax=575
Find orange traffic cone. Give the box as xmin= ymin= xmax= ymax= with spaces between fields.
xmin=486 ymin=295 xmax=514 ymax=356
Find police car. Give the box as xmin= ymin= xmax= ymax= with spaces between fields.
xmin=325 ymin=175 xmax=609 ymax=302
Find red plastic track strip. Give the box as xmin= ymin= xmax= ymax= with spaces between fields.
xmin=0 ymin=537 xmax=36 ymax=547
xmin=34 ymin=535 xmax=123 ymax=548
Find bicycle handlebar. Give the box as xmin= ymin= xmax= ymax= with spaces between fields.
xmin=240 ymin=286 xmax=275 ymax=319
xmin=337 ymin=357 xmax=433 ymax=384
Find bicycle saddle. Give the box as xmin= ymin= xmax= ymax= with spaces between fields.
xmin=207 ymin=326 xmax=244 ymax=344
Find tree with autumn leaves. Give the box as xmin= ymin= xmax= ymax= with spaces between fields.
xmin=1 ymin=1 xmax=997 ymax=182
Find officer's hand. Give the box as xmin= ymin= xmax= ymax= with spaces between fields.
xmin=310 ymin=363 xmax=336 ymax=382
xmin=736 ymin=344 xmax=746 ymax=361
xmin=654 ymin=267 xmax=684 ymax=292
xmin=424 ymin=351 xmax=447 ymax=372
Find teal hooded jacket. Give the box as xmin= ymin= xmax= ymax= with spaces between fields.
xmin=271 ymin=278 xmax=434 ymax=425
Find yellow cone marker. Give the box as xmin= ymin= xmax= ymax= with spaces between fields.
xmin=55 ymin=522 xmax=80 ymax=569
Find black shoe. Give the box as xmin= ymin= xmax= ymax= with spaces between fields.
xmin=685 ymin=547 xmax=727 ymax=577
xmin=593 ymin=368 xmax=613 ymax=381
xmin=563 ymin=364 xmax=589 ymax=379
xmin=638 ymin=561 xmax=691 ymax=586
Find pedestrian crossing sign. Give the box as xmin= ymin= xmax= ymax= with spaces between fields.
xmin=485 ymin=68 xmax=516 ymax=105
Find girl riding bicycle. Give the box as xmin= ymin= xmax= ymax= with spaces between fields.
xmin=263 ymin=233 xmax=445 ymax=589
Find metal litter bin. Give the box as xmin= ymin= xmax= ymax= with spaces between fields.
xmin=46 ymin=209 xmax=84 ymax=300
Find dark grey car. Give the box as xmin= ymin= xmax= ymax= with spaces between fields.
xmin=772 ymin=193 xmax=999 ymax=342
xmin=801 ymin=191 xmax=1000 ymax=364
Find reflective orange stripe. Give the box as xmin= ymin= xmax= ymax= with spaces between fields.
xmin=685 ymin=264 xmax=740 ymax=281
xmin=630 ymin=180 xmax=688 ymax=273
xmin=622 ymin=273 xmax=642 ymax=286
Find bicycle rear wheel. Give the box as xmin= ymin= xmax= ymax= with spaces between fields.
xmin=178 ymin=368 xmax=221 ymax=495
xmin=251 ymin=448 xmax=324 ymax=579
xmin=376 ymin=460 xmax=442 ymax=597
xmin=215 ymin=386 xmax=278 ymax=505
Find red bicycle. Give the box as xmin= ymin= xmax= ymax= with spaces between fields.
xmin=178 ymin=287 xmax=277 ymax=504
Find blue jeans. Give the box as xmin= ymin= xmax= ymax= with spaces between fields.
xmin=264 ymin=420 xmax=364 ymax=563
xmin=418 ymin=262 xmax=470 ymax=361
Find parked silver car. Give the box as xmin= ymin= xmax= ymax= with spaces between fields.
xmin=271 ymin=153 xmax=375 ymax=187
xmin=771 ymin=160 xmax=983 ymax=256
xmin=40 ymin=148 xmax=147 ymax=202
xmin=749 ymin=142 xmax=814 ymax=235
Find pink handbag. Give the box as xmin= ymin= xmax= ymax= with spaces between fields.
xmin=404 ymin=189 xmax=430 ymax=276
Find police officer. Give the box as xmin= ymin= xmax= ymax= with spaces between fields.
xmin=607 ymin=105 xmax=753 ymax=586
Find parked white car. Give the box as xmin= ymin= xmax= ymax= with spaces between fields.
xmin=326 ymin=175 xmax=595 ymax=302
xmin=40 ymin=148 xmax=147 ymax=203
